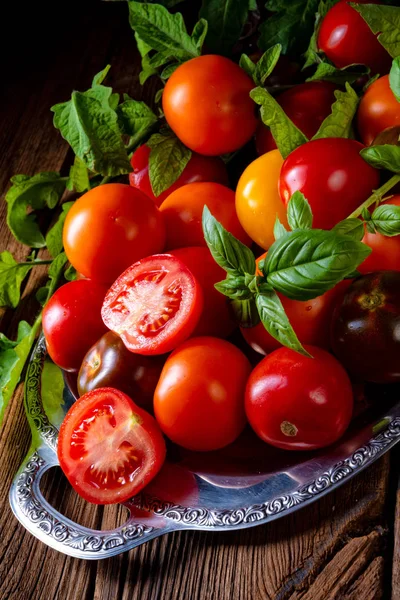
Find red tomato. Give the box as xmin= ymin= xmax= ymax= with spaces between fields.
xmin=357 ymin=76 xmax=400 ymax=146
xmin=63 ymin=184 xmax=166 ymax=284
xmin=162 ymin=55 xmax=258 ymax=156
xmin=317 ymin=0 xmax=392 ymax=74
xmin=169 ymin=247 xmax=236 ymax=338
xmin=159 ymin=182 xmax=251 ymax=250
xmin=255 ymin=82 xmax=338 ymax=155
xmin=101 ymin=254 xmax=203 ymax=355
xmin=58 ymin=387 xmax=166 ymax=504
xmin=154 ymin=337 xmax=251 ymax=451
xmin=129 ymin=144 xmax=229 ymax=207
xmin=359 ymin=196 xmax=400 ymax=273
xmin=42 ymin=280 xmax=108 ymax=371
xmin=245 ymin=346 xmax=353 ymax=451
xmin=279 ymin=138 xmax=380 ymax=230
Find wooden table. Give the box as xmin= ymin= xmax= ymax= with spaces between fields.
xmin=0 ymin=2 xmax=399 ymax=598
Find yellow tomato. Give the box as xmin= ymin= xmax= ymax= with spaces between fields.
xmin=235 ymin=149 xmax=288 ymax=249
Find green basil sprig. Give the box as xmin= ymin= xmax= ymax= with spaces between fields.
xmin=287 ymin=191 xmax=313 ymax=230
xmin=367 ymin=204 xmax=400 ymax=237
xmin=240 ymin=45 xmax=282 ymax=86
xmin=147 ymin=132 xmax=192 ymax=197
xmin=360 ymin=145 xmax=400 ymax=173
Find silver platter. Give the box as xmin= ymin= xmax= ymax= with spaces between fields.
xmin=9 ymin=334 xmax=400 ymax=560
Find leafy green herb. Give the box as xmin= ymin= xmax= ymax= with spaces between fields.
xmin=369 ymin=204 xmax=400 ymax=237
xmin=161 ymin=62 xmax=182 ymax=80
xmin=230 ymin=298 xmax=260 ymax=328
xmin=312 ymin=83 xmax=359 ymax=140
xmin=117 ymin=94 xmax=158 ymax=148
xmin=274 ymin=216 xmax=288 ymax=240
xmin=0 ymin=252 xmax=34 ymax=309
xmin=360 ymin=145 xmax=400 ymax=173
xmin=214 ymin=276 xmax=253 ymax=301
xmin=332 ymin=218 xmax=364 ymax=241
xmin=45 ymin=201 xmax=74 ymax=258
xmin=66 ymin=156 xmax=90 ymax=193
xmin=389 ymin=57 xmax=400 ymax=103
xmin=350 ymin=3 xmax=400 ymax=58
xmin=199 ymin=0 xmax=250 ymax=55
xmin=287 ymin=192 xmax=313 ymax=230
xmin=147 ymin=132 xmax=192 ymax=197
xmin=64 ymin=264 xmax=77 ymax=281
xmin=92 ymin=64 xmax=112 ymax=86
xmin=303 ymin=0 xmax=340 ymax=69
xmin=240 ymin=44 xmax=282 ymax=86
xmin=41 ymin=360 xmax=66 ymax=429
xmin=306 ymin=62 xmax=369 ymax=84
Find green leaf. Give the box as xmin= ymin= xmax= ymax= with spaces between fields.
xmin=202 ymin=206 xmax=256 ymax=277
xmin=263 ymin=229 xmax=371 ymax=301
xmin=303 ymin=0 xmax=339 ymax=69
xmin=5 ymin=172 xmax=66 ymax=247
xmin=160 ymin=62 xmax=181 ymax=80
xmin=48 ymin=252 xmax=68 ymax=282
xmin=199 ymin=0 xmax=249 ymax=55
xmin=332 ymin=218 xmax=364 ymax=241
xmin=214 ymin=276 xmax=253 ymax=300
xmin=257 ymin=44 xmax=282 ymax=85
xmin=92 ymin=64 xmax=112 ymax=87
xmin=389 ymin=57 xmax=400 ymax=103
xmin=64 ymin=264 xmax=77 ymax=281
xmin=287 ymin=191 xmax=313 ymax=230
xmin=370 ymin=204 xmax=400 ymax=237
xmin=312 ymin=83 xmax=359 ymax=140
xmin=274 ymin=216 xmax=288 ymax=240
xmin=147 ymin=132 xmax=191 ymax=197
xmin=66 ymin=156 xmax=90 ymax=193
xmin=306 ymin=61 xmax=369 ymax=84
xmin=41 ymin=360 xmax=66 ymax=429
xmin=350 ymin=3 xmax=400 ymax=58
xmin=45 ymin=201 xmax=74 ymax=258
xmin=360 ymin=145 xmax=400 ymax=173
xmin=230 ymin=298 xmax=260 ymax=328
xmin=239 ymin=54 xmax=257 ymax=79
xmin=0 ymin=252 xmax=33 ymax=308
xmin=259 ymin=0 xmax=319 ymax=55
xmin=191 ymin=18 xmax=208 ymax=52
xmin=250 ymin=87 xmax=308 ymax=159
xmin=117 ymin=94 xmax=158 ymax=147
xmin=255 ymin=290 xmax=310 ymax=357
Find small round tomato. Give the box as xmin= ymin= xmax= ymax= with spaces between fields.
xmin=129 ymin=145 xmax=229 ymax=207
xmin=102 ymin=254 xmax=203 ymax=355
xmin=169 ymin=247 xmax=236 ymax=338
xmin=235 ymin=150 xmax=288 ymax=249
xmin=154 ymin=337 xmax=251 ymax=451
xmin=279 ymin=138 xmax=380 ymax=230
xmin=359 ymin=196 xmax=400 ymax=273
xmin=317 ymin=0 xmax=392 ymax=74
xmin=43 ymin=280 xmax=108 ymax=371
xmin=162 ymin=55 xmax=258 ymax=156
xmin=160 ymin=182 xmax=250 ymax=250
xmin=256 ymin=82 xmax=338 ymax=155
xmin=63 ymin=184 xmax=166 ymax=284
xmin=77 ymin=331 xmax=165 ymax=411
xmin=245 ymin=346 xmax=353 ymax=451
xmin=58 ymin=387 xmax=166 ymax=504
xmin=357 ymin=76 xmax=400 ymax=146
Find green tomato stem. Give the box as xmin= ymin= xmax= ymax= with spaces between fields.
xmin=347 ymin=174 xmax=400 ymax=219
xmin=99 ymin=176 xmax=111 ymax=185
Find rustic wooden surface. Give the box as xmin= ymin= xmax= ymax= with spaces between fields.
xmin=0 ymin=2 xmax=399 ymax=599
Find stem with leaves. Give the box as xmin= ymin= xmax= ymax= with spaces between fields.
xmin=347 ymin=174 xmax=400 ymax=219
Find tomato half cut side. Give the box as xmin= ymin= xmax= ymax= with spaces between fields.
xmin=101 ymin=254 xmax=203 ymax=355
xmin=58 ymin=387 xmax=166 ymax=504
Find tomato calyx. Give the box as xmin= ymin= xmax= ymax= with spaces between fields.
xmin=358 ymin=290 xmax=386 ymax=311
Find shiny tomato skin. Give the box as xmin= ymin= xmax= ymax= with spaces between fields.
xmin=331 ymin=271 xmax=400 ymax=383
xmin=357 ymin=76 xmax=400 ymax=146
xmin=236 ymin=150 xmax=288 ymax=249
xmin=160 ymin=182 xmax=251 ymax=250
xmin=162 ymin=55 xmax=258 ymax=156
xmin=279 ymin=138 xmax=380 ymax=230
xmin=169 ymin=247 xmax=236 ymax=338
xmin=256 ymin=82 xmax=338 ymax=155
xmin=42 ymin=280 xmax=108 ymax=372
xmin=245 ymin=346 xmax=353 ymax=451
xmin=58 ymin=387 xmax=166 ymax=504
xmin=63 ymin=184 xmax=166 ymax=284
xmin=129 ymin=145 xmax=229 ymax=207
xmin=317 ymin=0 xmax=392 ymax=74
xmin=359 ymin=196 xmax=400 ymax=273
xmin=102 ymin=254 xmax=203 ymax=356
xmin=154 ymin=337 xmax=252 ymax=451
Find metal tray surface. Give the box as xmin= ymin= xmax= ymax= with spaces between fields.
xmin=9 ymin=335 xmax=400 ymax=560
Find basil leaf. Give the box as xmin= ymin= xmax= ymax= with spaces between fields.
xmin=255 ymin=290 xmax=310 ymax=357
xmin=250 ymin=87 xmax=308 ymax=159
xmin=45 ymin=201 xmax=74 ymax=258
xmin=117 ymin=94 xmax=158 ymax=147
xmin=257 ymin=44 xmax=282 ymax=85
xmin=214 ymin=276 xmax=253 ymax=301
xmin=66 ymin=156 xmax=90 ymax=193
xmin=0 ymin=252 xmax=33 ymax=308
xmin=259 ymin=0 xmax=319 ymax=55
xmin=350 ymin=3 xmax=400 ymax=58
xmin=287 ymin=191 xmax=313 ymax=230
xmin=64 ymin=264 xmax=77 ymax=282
xmin=239 ymin=54 xmax=257 ymax=79
xmin=5 ymin=173 xmax=66 ymax=248
xmin=191 ymin=18 xmax=208 ymax=53
xmin=307 ymin=61 xmax=369 ymax=84
xmin=274 ymin=216 xmax=288 ymax=240
xmin=370 ymin=204 xmax=400 ymax=237
xmin=303 ymin=0 xmax=339 ymax=69
xmin=161 ymin=62 xmax=181 ymax=80
xmin=263 ymin=229 xmax=371 ymax=301
xmin=360 ymin=145 xmax=400 ymax=173
xmin=312 ymin=83 xmax=359 ymax=140
xmin=230 ymin=298 xmax=260 ymax=328
xmin=332 ymin=218 xmax=364 ymax=241
xmin=202 ymin=206 xmax=256 ymax=276
xmin=147 ymin=132 xmax=191 ymax=197
xmin=389 ymin=57 xmax=400 ymax=103
xmin=199 ymin=0 xmax=249 ymax=55
xmin=92 ymin=64 xmax=111 ymax=87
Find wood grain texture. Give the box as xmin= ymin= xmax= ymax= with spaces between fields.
xmin=0 ymin=3 xmax=398 ymax=599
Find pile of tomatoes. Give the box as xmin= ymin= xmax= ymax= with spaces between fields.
xmin=42 ymin=0 xmax=400 ymax=505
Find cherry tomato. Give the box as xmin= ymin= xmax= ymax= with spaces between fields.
xmin=63 ymin=184 xmax=166 ymax=284
xmin=235 ymin=149 xmax=288 ymax=249
xmin=162 ymin=55 xmax=258 ymax=156
xmin=160 ymin=182 xmax=251 ymax=250
xmin=256 ymin=82 xmax=338 ymax=155
xmin=317 ymin=0 xmax=392 ymax=74
xmin=357 ymin=76 xmax=400 ymax=146
xmin=331 ymin=271 xmax=400 ymax=383
xmin=154 ymin=337 xmax=251 ymax=451
xmin=42 ymin=280 xmax=108 ymax=371
xmin=101 ymin=254 xmax=203 ymax=355
xmin=58 ymin=387 xmax=166 ymax=504
xmin=279 ymin=138 xmax=380 ymax=230
xmin=245 ymin=346 xmax=353 ymax=451
xmin=129 ymin=144 xmax=229 ymax=207
xmin=77 ymin=331 xmax=165 ymax=412
xmin=359 ymin=196 xmax=400 ymax=273
xmin=169 ymin=247 xmax=236 ymax=338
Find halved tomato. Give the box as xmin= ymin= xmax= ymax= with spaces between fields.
xmin=101 ymin=254 xmax=203 ymax=355
xmin=57 ymin=387 xmax=166 ymax=504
